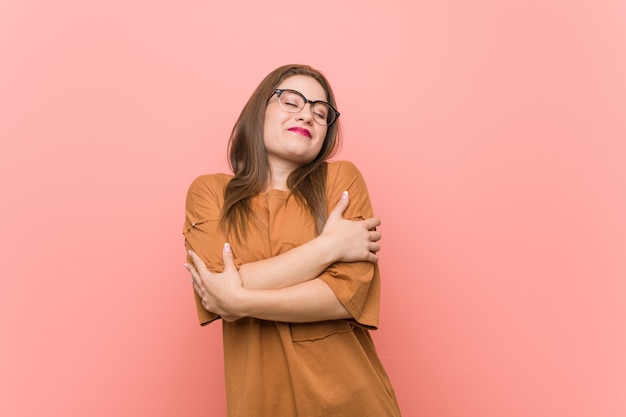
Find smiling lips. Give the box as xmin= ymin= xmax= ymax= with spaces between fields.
xmin=288 ymin=127 xmax=312 ymax=138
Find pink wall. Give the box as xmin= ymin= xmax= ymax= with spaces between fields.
xmin=2 ymin=1 xmax=625 ymax=416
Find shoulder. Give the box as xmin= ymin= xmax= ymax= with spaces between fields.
xmin=327 ymin=160 xmax=362 ymax=177
xmin=325 ymin=160 xmax=374 ymax=216
xmin=326 ymin=160 xmax=367 ymax=191
xmin=185 ymin=173 xmax=232 ymax=221
xmin=188 ymin=173 xmax=232 ymax=194
xmin=328 ymin=161 xmax=360 ymax=175
xmin=186 ymin=173 xmax=232 ymax=210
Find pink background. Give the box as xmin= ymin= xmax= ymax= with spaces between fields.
xmin=2 ymin=1 xmax=625 ymax=416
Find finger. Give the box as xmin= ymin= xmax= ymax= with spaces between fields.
xmin=362 ymin=217 xmax=381 ymax=230
xmin=184 ymin=262 xmax=200 ymax=284
xmin=369 ymin=242 xmax=381 ymax=253
xmin=188 ymin=250 xmax=209 ymax=274
xmin=328 ymin=191 xmax=349 ymax=220
xmin=222 ymin=243 xmax=236 ymax=272
xmin=369 ymin=230 xmax=382 ymax=242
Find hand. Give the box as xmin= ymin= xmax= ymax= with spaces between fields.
xmin=185 ymin=244 xmax=245 ymax=322
xmin=321 ymin=191 xmax=382 ymax=263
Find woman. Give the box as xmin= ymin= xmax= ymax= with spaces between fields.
xmin=184 ymin=64 xmax=401 ymax=416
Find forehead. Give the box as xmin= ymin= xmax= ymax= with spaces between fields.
xmin=276 ymin=75 xmax=327 ymax=102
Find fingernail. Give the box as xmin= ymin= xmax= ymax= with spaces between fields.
xmin=341 ymin=191 xmax=348 ymax=200
xmin=224 ymin=243 xmax=231 ymax=253
xmin=188 ymin=250 xmax=192 ymax=256
xmin=184 ymin=263 xmax=189 ymax=269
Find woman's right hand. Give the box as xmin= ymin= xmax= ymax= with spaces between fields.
xmin=186 ymin=245 xmax=245 ymax=322
xmin=321 ymin=191 xmax=381 ymax=264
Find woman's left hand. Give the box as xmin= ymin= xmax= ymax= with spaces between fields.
xmin=185 ymin=244 xmax=245 ymax=322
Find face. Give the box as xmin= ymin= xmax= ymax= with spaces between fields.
xmin=263 ymin=75 xmax=329 ymax=171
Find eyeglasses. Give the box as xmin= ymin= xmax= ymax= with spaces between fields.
xmin=271 ymin=89 xmax=340 ymax=126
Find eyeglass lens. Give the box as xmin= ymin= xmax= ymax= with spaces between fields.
xmin=277 ymin=90 xmax=336 ymax=126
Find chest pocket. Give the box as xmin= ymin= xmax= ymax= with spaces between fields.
xmin=290 ymin=320 xmax=353 ymax=342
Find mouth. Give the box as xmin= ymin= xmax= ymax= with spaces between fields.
xmin=288 ymin=127 xmax=312 ymax=138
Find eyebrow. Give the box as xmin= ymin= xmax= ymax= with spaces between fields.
xmin=279 ymin=88 xmax=329 ymax=103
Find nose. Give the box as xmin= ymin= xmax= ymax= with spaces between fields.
xmin=295 ymin=103 xmax=314 ymax=124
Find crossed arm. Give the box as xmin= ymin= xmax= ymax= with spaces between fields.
xmin=185 ymin=191 xmax=381 ymax=322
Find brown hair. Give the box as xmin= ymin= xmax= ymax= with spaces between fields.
xmin=221 ymin=64 xmax=342 ymax=242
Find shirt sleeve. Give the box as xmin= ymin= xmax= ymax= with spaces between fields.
xmin=318 ymin=161 xmax=382 ymax=330
xmin=182 ymin=174 xmax=231 ymax=326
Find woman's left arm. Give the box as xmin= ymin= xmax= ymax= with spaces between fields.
xmin=188 ymin=244 xmax=350 ymax=322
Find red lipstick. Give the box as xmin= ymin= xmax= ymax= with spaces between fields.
xmin=288 ymin=127 xmax=312 ymax=138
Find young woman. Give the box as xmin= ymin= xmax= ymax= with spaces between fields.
xmin=184 ymin=64 xmax=401 ymax=416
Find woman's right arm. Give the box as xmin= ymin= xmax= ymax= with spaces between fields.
xmin=238 ymin=191 xmax=381 ymax=290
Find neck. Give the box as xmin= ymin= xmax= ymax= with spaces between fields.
xmin=266 ymin=163 xmax=295 ymax=192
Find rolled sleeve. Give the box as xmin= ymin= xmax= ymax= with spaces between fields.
xmin=318 ymin=161 xmax=381 ymax=329
xmin=183 ymin=174 xmax=232 ymax=326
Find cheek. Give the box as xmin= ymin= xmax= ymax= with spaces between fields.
xmin=316 ymin=128 xmax=328 ymax=144
xmin=315 ymin=135 xmax=328 ymax=155
xmin=263 ymin=113 xmax=281 ymax=139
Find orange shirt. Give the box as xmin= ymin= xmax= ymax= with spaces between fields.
xmin=183 ymin=160 xmax=400 ymax=417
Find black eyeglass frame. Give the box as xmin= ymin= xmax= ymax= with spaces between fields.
xmin=270 ymin=89 xmax=340 ymax=126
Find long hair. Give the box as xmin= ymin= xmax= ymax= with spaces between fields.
xmin=221 ymin=64 xmax=342 ymax=242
